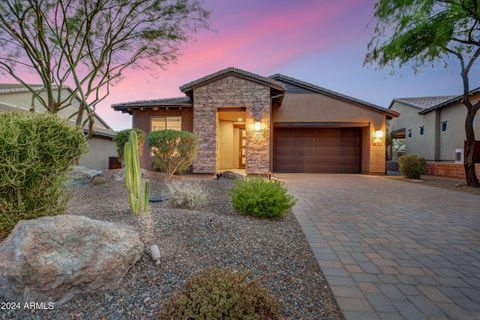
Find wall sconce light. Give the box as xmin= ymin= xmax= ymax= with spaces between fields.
xmin=254 ymin=121 xmax=262 ymax=132
xmin=373 ymin=130 xmax=384 ymax=146
xmin=375 ymin=130 xmax=384 ymax=139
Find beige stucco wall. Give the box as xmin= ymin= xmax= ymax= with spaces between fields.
xmin=0 ymin=89 xmax=116 ymax=170
xmin=0 ymin=89 xmax=109 ymax=130
xmin=79 ymin=137 xmax=117 ymax=170
xmin=439 ymin=94 xmax=480 ymax=161
xmin=389 ymin=102 xmax=438 ymax=160
xmin=218 ymin=120 xmax=238 ymax=169
xmin=390 ymin=93 xmax=480 ymax=161
xmin=273 ymin=93 xmax=388 ymax=174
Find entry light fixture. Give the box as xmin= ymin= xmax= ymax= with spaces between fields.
xmin=375 ymin=130 xmax=384 ymax=139
xmin=254 ymin=121 xmax=262 ymax=132
xmin=237 ymin=118 xmax=243 ymax=122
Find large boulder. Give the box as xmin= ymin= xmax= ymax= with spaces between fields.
xmin=68 ymin=166 xmax=102 ymax=186
xmin=0 ymin=215 xmax=143 ymax=305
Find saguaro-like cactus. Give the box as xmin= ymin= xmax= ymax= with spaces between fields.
xmin=124 ymin=130 xmax=150 ymax=214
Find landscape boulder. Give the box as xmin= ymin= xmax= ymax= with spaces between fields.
xmin=68 ymin=166 xmax=102 ymax=186
xmin=0 ymin=215 xmax=143 ymax=305
xmin=92 ymin=175 xmax=107 ymax=185
xmin=219 ymin=171 xmax=244 ymax=180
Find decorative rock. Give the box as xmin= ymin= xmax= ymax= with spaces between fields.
xmin=219 ymin=171 xmax=244 ymax=180
xmin=0 ymin=215 xmax=143 ymax=305
xmin=92 ymin=176 xmax=106 ymax=185
xmin=68 ymin=166 xmax=102 ymax=186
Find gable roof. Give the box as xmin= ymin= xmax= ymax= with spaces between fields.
xmin=390 ymin=96 xmax=457 ymax=110
xmin=0 ymin=84 xmax=115 ymax=138
xmin=390 ymin=86 xmax=480 ymax=115
xmin=418 ymin=87 xmax=480 ymax=114
xmin=180 ymin=67 xmax=285 ymax=93
xmin=270 ymin=74 xmax=399 ymax=117
xmin=112 ymin=96 xmax=192 ymax=114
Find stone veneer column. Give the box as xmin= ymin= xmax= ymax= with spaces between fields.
xmin=192 ymin=76 xmax=271 ymax=175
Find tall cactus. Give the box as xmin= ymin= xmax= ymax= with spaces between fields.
xmin=124 ymin=130 xmax=150 ymax=214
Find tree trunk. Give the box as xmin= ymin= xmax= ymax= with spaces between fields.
xmin=48 ymin=97 xmax=56 ymax=114
xmin=464 ymin=110 xmax=479 ymax=187
xmin=76 ymin=101 xmax=86 ymax=126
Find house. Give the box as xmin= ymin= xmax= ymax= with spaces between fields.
xmin=389 ymin=89 xmax=480 ymax=178
xmin=0 ymin=84 xmax=117 ymax=170
xmin=113 ymin=67 xmax=398 ymax=175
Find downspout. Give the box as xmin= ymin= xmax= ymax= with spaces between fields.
xmin=270 ymin=93 xmax=284 ymax=176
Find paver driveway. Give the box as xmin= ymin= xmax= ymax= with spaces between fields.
xmin=279 ymin=174 xmax=480 ymax=320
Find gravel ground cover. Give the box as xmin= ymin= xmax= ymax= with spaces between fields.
xmin=2 ymin=171 xmax=342 ymax=320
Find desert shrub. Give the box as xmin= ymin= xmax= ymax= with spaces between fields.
xmin=398 ymin=155 xmax=427 ymax=179
xmin=231 ymin=178 xmax=296 ymax=219
xmin=148 ymin=130 xmax=198 ymax=177
xmin=167 ymin=180 xmax=206 ymax=209
xmin=115 ymin=128 xmax=145 ymax=164
xmin=159 ymin=268 xmax=281 ymax=320
xmin=0 ymin=112 xmax=87 ymax=238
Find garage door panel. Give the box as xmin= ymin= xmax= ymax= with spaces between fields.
xmin=273 ymin=127 xmax=361 ymax=173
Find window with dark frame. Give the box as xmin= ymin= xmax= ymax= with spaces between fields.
xmin=419 ymin=126 xmax=424 ymax=135
xmin=408 ymin=129 xmax=412 ymax=138
xmin=151 ymin=116 xmax=182 ymax=131
xmin=441 ymin=121 xmax=448 ymax=132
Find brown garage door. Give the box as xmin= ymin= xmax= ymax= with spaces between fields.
xmin=273 ymin=127 xmax=361 ymax=173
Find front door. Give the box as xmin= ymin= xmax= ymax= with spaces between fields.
xmin=239 ymin=128 xmax=246 ymax=169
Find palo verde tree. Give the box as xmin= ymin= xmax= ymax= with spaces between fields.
xmin=0 ymin=0 xmax=208 ymax=136
xmin=365 ymin=0 xmax=480 ymax=187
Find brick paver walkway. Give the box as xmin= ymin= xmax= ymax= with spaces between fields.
xmin=279 ymin=174 xmax=480 ymax=320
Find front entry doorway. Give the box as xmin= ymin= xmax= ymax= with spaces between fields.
xmin=217 ymin=109 xmax=246 ymax=171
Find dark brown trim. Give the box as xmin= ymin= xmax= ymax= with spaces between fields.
xmin=217 ymin=107 xmax=246 ymax=112
xmin=274 ymin=122 xmax=369 ymax=128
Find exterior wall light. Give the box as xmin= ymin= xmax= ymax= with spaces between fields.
xmin=373 ymin=130 xmax=384 ymax=146
xmin=254 ymin=121 xmax=262 ymax=132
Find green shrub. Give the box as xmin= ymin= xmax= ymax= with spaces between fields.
xmin=0 ymin=112 xmax=87 ymax=238
xmin=148 ymin=130 xmax=198 ymax=177
xmin=115 ymin=128 xmax=145 ymax=164
xmin=167 ymin=180 xmax=206 ymax=209
xmin=159 ymin=268 xmax=281 ymax=320
xmin=231 ymin=178 xmax=296 ymax=219
xmin=398 ymin=155 xmax=427 ymax=179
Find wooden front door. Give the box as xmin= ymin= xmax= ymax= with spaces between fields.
xmin=239 ymin=128 xmax=246 ymax=169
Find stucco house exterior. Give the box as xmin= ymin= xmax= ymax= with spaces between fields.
xmin=389 ymin=89 xmax=480 ymax=161
xmin=0 ymin=84 xmax=117 ymax=170
xmin=113 ymin=67 xmax=398 ymax=175
xmin=389 ymin=89 xmax=480 ymax=178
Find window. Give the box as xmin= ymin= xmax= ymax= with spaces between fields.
xmin=408 ymin=129 xmax=412 ymax=138
xmin=419 ymin=126 xmax=424 ymax=135
xmin=151 ymin=117 xmax=182 ymax=131
xmin=441 ymin=121 xmax=448 ymax=132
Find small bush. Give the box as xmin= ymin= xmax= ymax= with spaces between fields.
xmin=167 ymin=180 xmax=206 ymax=209
xmin=159 ymin=268 xmax=281 ymax=320
xmin=231 ymin=178 xmax=296 ymax=219
xmin=115 ymin=128 xmax=145 ymax=164
xmin=148 ymin=130 xmax=198 ymax=177
xmin=0 ymin=112 xmax=87 ymax=238
xmin=398 ymin=155 xmax=427 ymax=179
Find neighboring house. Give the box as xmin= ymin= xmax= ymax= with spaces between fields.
xmin=113 ymin=67 xmax=398 ymax=175
xmin=0 ymin=84 xmax=117 ymax=170
xmin=389 ymin=88 xmax=480 ymax=162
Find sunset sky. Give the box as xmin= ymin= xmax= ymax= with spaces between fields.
xmin=9 ymin=0 xmax=480 ymax=130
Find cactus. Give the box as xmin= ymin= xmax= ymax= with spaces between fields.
xmin=124 ymin=130 xmax=150 ymax=214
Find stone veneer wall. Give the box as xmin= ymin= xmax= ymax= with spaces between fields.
xmin=192 ymin=75 xmax=271 ymax=174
